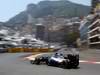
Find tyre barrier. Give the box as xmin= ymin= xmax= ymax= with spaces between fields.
xmin=7 ymin=48 xmax=54 ymax=53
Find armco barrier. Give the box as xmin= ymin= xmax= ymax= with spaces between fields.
xmin=8 ymin=48 xmax=54 ymax=53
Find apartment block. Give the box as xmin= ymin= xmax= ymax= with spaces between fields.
xmin=88 ymin=14 xmax=100 ymax=48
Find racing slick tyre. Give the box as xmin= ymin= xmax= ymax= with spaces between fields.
xmin=34 ymin=58 xmax=41 ymax=65
xmin=66 ymin=63 xmax=72 ymax=69
xmin=45 ymin=60 xmax=49 ymax=65
xmin=61 ymin=59 xmax=72 ymax=69
xmin=72 ymin=60 xmax=79 ymax=68
xmin=47 ymin=60 xmax=52 ymax=66
xmin=47 ymin=60 xmax=56 ymax=66
xmin=59 ymin=61 xmax=67 ymax=69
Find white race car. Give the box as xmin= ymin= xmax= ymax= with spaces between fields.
xmin=30 ymin=48 xmax=79 ymax=69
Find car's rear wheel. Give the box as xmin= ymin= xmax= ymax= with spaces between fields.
xmin=72 ymin=60 xmax=79 ymax=68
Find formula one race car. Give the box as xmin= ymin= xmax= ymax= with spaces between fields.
xmin=30 ymin=53 xmax=50 ymax=65
xmin=30 ymin=48 xmax=79 ymax=69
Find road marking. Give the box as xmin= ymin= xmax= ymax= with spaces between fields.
xmin=79 ymin=60 xmax=88 ymax=63
xmin=23 ymin=53 xmax=100 ymax=65
xmin=79 ymin=60 xmax=100 ymax=64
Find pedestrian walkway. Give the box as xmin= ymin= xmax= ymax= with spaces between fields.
xmin=80 ymin=49 xmax=100 ymax=62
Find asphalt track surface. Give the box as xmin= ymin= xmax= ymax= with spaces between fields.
xmin=0 ymin=53 xmax=100 ymax=75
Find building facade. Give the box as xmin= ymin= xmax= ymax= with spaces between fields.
xmin=88 ymin=14 xmax=100 ymax=48
xmin=79 ymin=0 xmax=100 ymax=49
xmin=92 ymin=0 xmax=100 ymax=9
xmin=36 ymin=24 xmax=45 ymax=40
xmin=79 ymin=14 xmax=100 ymax=49
xmin=79 ymin=16 xmax=91 ymax=48
xmin=91 ymin=0 xmax=100 ymax=13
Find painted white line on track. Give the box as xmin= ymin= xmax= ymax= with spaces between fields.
xmin=79 ymin=60 xmax=89 ymax=63
xmin=95 ymin=62 xmax=100 ymax=64
xmin=79 ymin=60 xmax=100 ymax=64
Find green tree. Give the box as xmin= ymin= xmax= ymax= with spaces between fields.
xmin=63 ymin=32 xmax=80 ymax=45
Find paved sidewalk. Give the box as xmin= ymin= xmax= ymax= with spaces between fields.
xmin=80 ymin=49 xmax=100 ymax=61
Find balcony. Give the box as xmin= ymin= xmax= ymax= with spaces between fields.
xmin=88 ymin=34 xmax=100 ymax=39
xmin=89 ymin=29 xmax=100 ymax=36
xmin=90 ymin=41 xmax=100 ymax=44
xmin=89 ymin=36 xmax=100 ymax=45
xmin=90 ymin=14 xmax=100 ymax=24
xmin=88 ymin=19 xmax=100 ymax=29
xmin=88 ymin=27 xmax=100 ymax=33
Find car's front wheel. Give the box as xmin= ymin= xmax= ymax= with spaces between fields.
xmin=30 ymin=60 xmax=35 ymax=64
xmin=60 ymin=60 xmax=69 ymax=69
xmin=34 ymin=58 xmax=41 ymax=65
